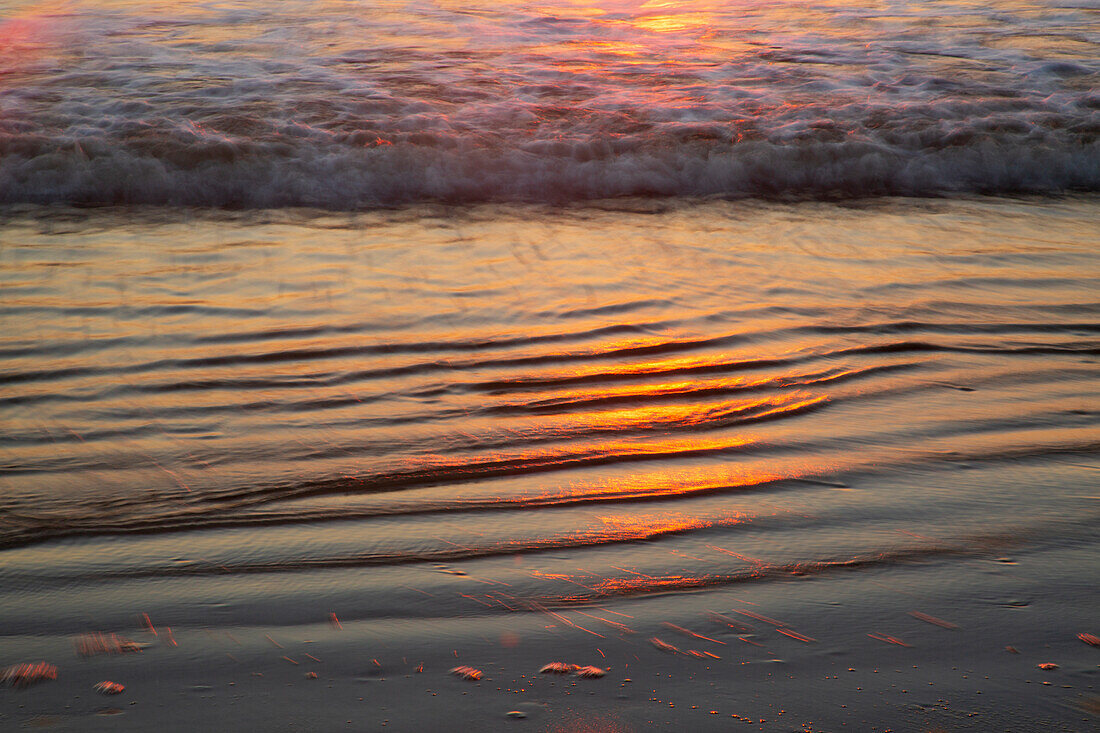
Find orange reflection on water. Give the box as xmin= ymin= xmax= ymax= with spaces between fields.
xmin=513 ymin=370 xmax=795 ymax=410
xmin=543 ymin=391 xmax=823 ymax=436
xmin=410 ymin=432 xmax=757 ymax=477
xmin=530 ymin=348 xmax=777 ymax=385
xmin=556 ymin=460 xmax=786 ymax=502
xmin=596 ymin=509 xmax=725 ymax=539
xmin=630 ymin=11 xmax=713 ymax=35
xmin=601 ymin=0 xmax=718 ymax=36
xmin=566 ymin=38 xmax=648 ymax=59
xmin=592 ymin=572 xmax=715 ymax=597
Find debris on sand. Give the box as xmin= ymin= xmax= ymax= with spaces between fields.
xmin=909 ymin=611 xmax=958 ymax=629
xmin=649 ymin=637 xmax=681 ymax=654
xmin=2 ymin=662 xmax=58 ymax=688
xmin=661 ymin=622 xmax=726 ymax=645
xmin=573 ymin=666 xmax=607 ymax=678
xmin=1078 ymin=633 xmax=1100 ymax=647
xmin=450 ymin=665 xmax=483 ymax=681
xmin=776 ymin=627 xmax=817 ymax=643
xmin=706 ymin=611 xmax=754 ymax=633
xmin=539 ymin=662 xmax=607 ymax=677
xmin=867 ymin=632 xmax=911 ymax=648
xmin=732 ymin=609 xmax=784 ymax=627
xmin=75 ymin=632 xmax=146 ymax=657
xmin=94 ymin=681 xmax=125 ymax=695
xmin=685 ymin=649 xmax=721 ymax=659
xmin=1038 ymin=662 xmax=1059 ymax=670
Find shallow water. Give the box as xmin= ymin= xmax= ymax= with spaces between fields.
xmin=1 ymin=196 xmax=1097 ymax=637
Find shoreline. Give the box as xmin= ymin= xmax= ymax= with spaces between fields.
xmin=5 ymin=549 xmax=1097 ymax=731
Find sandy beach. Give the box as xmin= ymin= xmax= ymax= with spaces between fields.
xmin=2 ymin=1 xmax=1098 ymax=730
xmin=4 ymin=544 xmax=1099 ymax=731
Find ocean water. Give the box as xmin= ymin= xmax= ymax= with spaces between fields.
xmin=1 ymin=2 xmax=1098 ymax=730
xmin=2 ymin=0 xmax=1099 ymax=205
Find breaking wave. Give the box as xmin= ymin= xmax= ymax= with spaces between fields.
xmin=2 ymin=0 xmax=1098 ymax=207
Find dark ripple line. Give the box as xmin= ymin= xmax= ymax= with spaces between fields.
xmin=483 ymin=363 xmax=908 ymax=415
xmin=0 ymin=303 xmax=269 ymax=319
xmin=2 ymin=320 xmax=1095 ymax=390
xmin=3 ymin=331 xmax=742 ymax=388
xmin=302 ymin=396 xmax=830 ymax=466
xmin=195 ymin=320 xmax=658 ymax=349
xmin=469 ymin=340 xmax=1098 ymax=394
xmin=0 ymin=529 xmax=1015 ymax=584
xmin=797 ymin=321 xmax=1100 ymax=336
xmin=0 ymin=364 xmax=889 ymax=455
xmin=2 ymin=439 xmax=1097 ymax=550
xmin=0 ymin=473 xmax=796 ymax=550
xmin=835 ymin=340 xmax=1100 ymax=358
xmin=534 ymin=542 xmax=1021 ymax=606
xmin=104 ymin=435 xmax=1100 ymax=516
xmin=469 ymin=356 xmax=796 ymax=393
xmin=0 ymin=391 xmax=826 ymax=477
xmin=4 ymin=365 xmax=1091 ymax=475
xmin=0 ymin=316 xmax=681 ymax=362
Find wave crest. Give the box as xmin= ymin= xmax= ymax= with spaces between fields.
xmin=2 ymin=135 xmax=1097 ymax=208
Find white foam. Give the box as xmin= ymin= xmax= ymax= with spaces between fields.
xmin=2 ymin=134 xmax=1097 ymax=208
xmin=1 ymin=0 xmax=1097 ymax=207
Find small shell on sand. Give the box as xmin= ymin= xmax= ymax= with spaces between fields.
xmin=539 ymin=662 xmax=579 ymax=674
xmin=1078 ymin=633 xmax=1100 ymax=647
xmin=1 ymin=662 xmax=58 ymax=688
xmin=1037 ymin=662 xmax=1059 ymax=670
xmin=573 ymin=666 xmax=607 ymax=678
xmin=450 ymin=665 xmax=483 ymax=681
xmin=94 ymin=681 xmax=125 ymax=695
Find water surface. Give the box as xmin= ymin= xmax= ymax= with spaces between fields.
xmin=1 ymin=1 xmax=1098 ymax=729
xmin=2 ymin=197 xmax=1096 ymax=638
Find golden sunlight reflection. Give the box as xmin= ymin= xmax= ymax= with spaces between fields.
xmin=500 ymin=350 xmax=785 ymax=387
xmin=540 ymin=392 xmax=824 ymax=436
xmin=611 ymin=0 xmax=718 ymax=36
xmin=522 ymin=511 xmax=752 ymax=580
xmin=502 ymin=369 xmax=821 ymax=410
xmin=409 ymin=433 xmax=757 ymax=475
xmin=553 ymin=461 xmax=788 ymax=502
xmin=630 ymin=13 xmax=713 ymax=35
xmin=595 ymin=510 xmax=724 ymax=539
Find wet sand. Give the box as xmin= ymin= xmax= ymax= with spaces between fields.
xmin=4 ymin=542 xmax=1097 ymax=731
